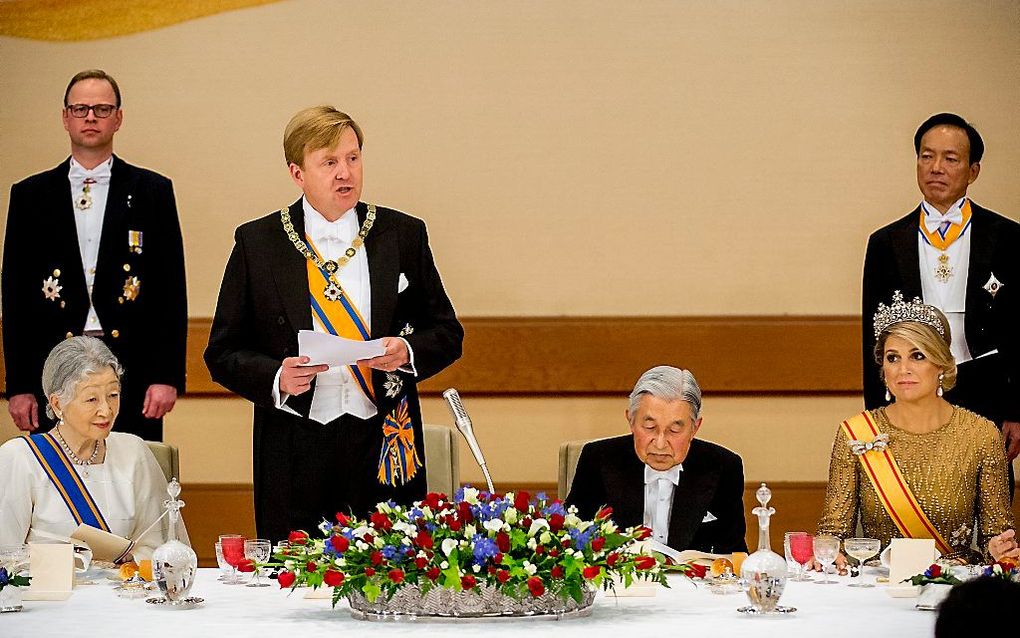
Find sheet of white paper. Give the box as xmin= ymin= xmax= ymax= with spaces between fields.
xmin=298 ymin=330 xmax=386 ymax=367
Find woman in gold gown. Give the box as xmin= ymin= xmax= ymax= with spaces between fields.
xmin=817 ymin=293 xmax=1018 ymax=566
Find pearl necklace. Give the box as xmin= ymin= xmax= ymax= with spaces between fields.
xmin=53 ymin=426 xmax=101 ymax=472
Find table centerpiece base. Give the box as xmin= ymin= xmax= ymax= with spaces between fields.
xmin=347 ymin=584 xmax=596 ymax=621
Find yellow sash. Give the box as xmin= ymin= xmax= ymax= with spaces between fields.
xmin=841 ymin=412 xmax=952 ymax=555
xmin=304 ymin=237 xmax=420 ymax=486
xmin=918 ymin=200 xmax=972 ymax=251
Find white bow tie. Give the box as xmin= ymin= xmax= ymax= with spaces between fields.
xmin=68 ymin=161 xmax=112 ymax=185
xmin=922 ymin=204 xmax=964 ymax=234
xmin=644 ymin=465 xmax=681 ymax=486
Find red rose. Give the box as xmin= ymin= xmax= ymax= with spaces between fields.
xmin=551 ymin=565 xmax=564 ymax=579
xmin=449 ymin=519 xmax=462 ymax=532
xmin=237 ymin=558 xmax=255 ymax=573
xmin=277 ymin=570 xmax=296 ymax=588
xmin=549 ymin=548 xmax=559 ymax=558
xmin=389 ymin=569 xmax=405 ymax=584
xmin=514 ymin=491 xmax=531 ymax=513
xmin=497 ymin=569 xmax=511 ymax=583
xmin=582 ymin=565 xmax=601 ymax=580
xmin=306 ymin=561 xmax=318 ymax=572
xmin=370 ymin=551 xmax=383 ymax=566
xmin=634 ymin=555 xmax=656 ymax=570
xmin=494 ymin=553 xmax=504 ymax=564
xmin=607 ymin=552 xmax=620 ymax=566
xmin=370 ymin=512 xmax=393 ymax=532
xmin=591 ymin=537 xmax=605 ymax=552
xmin=535 ymin=545 xmax=545 ymax=555
xmin=415 ymin=530 xmax=434 ymax=549
xmin=323 ymin=570 xmax=345 ymax=587
xmin=634 ymin=526 xmax=652 ymax=540
xmin=527 ymin=576 xmax=544 ymax=597
xmin=415 ymin=557 xmax=428 ymax=569
xmin=458 ymin=501 xmax=474 ymax=523
xmin=331 ymin=535 xmax=350 ymax=553
xmin=549 ymin=513 xmax=565 ymax=532
xmin=287 ymin=530 xmax=309 ymax=545
xmin=461 ymin=574 xmax=476 ymax=590
xmin=488 ymin=565 xmax=498 ymax=575
xmin=424 ymin=492 xmax=444 ymax=510
xmin=929 ymin=564 xmax=942 ymax=578
xmin=522 ymin=517 xmax=533 ymax=529
xmin=496 ymin=531 xmax=511 ymax=553
xmin=426 ymin=567 xmax=441 ymax=581
xmin=363 ymin=533 xmax=374 ymax=544
xmin=595 ymin=506 xmax=613 ymax=521
xmin=686 ymin=563 xmax=707 ymax=579
xmin=335 ymin=512 xmax=352 ymax=526
xmin=364 ymin=568 xmax=376 ymax=577
xmin=405 ymin=549 xmax=416 ymax=558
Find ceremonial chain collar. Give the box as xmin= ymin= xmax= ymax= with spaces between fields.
xmin=53 ymin=426 xmax=101 ymax=466
xmin=281 ymin=204 xmax=376 ymax=277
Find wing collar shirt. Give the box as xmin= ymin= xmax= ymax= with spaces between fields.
xmin=643 ymin=463 xmax=682 ymax=545
xmin=272 ymin=198 xmax=376 ymax=424
xmin=918 ymin=197 xmax=973 ymax=363
xmin=68 ymin=157 xmax=113 ymax=333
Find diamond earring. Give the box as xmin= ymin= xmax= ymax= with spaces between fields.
xmin=937 ymin=372 xmax=945 ymax=397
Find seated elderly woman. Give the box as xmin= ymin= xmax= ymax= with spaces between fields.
xmin=0 ymin=336 xmax=185 ymax=561
xmin=816 ymin=292 xmax=1018 ymax=567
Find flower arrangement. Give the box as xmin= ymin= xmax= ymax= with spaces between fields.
xmin=0 ymin=567 xmax=30 ymax=592
xmin=982 ymin=561 xmax=1020 ymax=582
xmin=272 ymin=488 xmax=674 ymax=608
xmin=903 ymin=564 xmax=963 ymax=587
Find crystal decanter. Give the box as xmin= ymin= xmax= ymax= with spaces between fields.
xmin=151 ymin=479 xmax=198 ymax=606
xmin=738 ymin=483 xmax=794 ymax=614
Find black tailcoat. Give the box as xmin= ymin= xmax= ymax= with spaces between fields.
xmin=565 ymin=435 xmax=747 ymax=553
xmin=2 ymin=157 xmax=188 ymax=440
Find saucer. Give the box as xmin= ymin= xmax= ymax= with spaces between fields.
xmin=145 ymin=596 xmax=204 ymax=609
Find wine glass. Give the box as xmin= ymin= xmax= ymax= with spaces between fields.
xmin=843 ymin=537 xmax=881 ymax=587
xmin=244 ymin=539 xmax=272 ymax=587
xmin=214 ymin=542 xmax=233 ymax=582
xmin=812 ymin=534 xmax=840 ymax=585
xmin=786 ymin=532 xmax=813 ymax=581
xmin=219 ymin=534 xmax=246 ymax=585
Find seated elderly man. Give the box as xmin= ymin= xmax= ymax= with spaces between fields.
xmin=565 ymin=366 xmax=746 ymax=553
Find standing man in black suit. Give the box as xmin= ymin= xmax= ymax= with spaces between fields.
xmin=2 ymin=69 xmax=187 ymax=441
xmin=205 ymin=106 xmax=463 ymax=542
xmin=862 ymin=114 xmax=1020 ymax=479
xmin=565 ymin=366 xmax=746 ymax=554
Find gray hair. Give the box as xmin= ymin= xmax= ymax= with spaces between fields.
xmin=42 ymin=336 xmax=123 ymax=419
xmin=627 ymin=365 xmax=702 ymax=421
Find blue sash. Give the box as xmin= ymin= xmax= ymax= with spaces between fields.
xmin=23 ymin=433 xmax=111 ymax=532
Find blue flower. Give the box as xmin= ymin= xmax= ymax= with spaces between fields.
xmin=426 ymin=522 xmax=438 ymax=533
xmin=382 ymin=545 xmax=399 ymax=560
xmin=0 ymin=567 xmax=9 ymax=587
xmin=408 ymin=507 xmax=424 ymax=521
xmin=454 ymin=487 xmax=467 ymax=502
xmin=472 ymin=535 xmax=499 ymax=566
xmin=536 ymin=492 xmax=548 ymax=502
xmin=341 ymin=529 xmax=356 ymax=540
xmin=569 ymin=527 xmax=595 ymax=550
xmin=543 ymin=501 xmax=566 ymax=517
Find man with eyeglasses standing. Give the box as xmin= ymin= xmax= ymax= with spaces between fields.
xmin=2 ymin=69 xmax=187 ymax=441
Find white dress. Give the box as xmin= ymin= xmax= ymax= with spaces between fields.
xmin=0 ymin=431 xmax=188 ymax=560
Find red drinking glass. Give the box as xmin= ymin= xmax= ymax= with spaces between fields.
xmin=789 ymin=533 xmax=815 ymax=577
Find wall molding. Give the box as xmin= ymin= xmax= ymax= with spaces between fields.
xmin=1 ymin=315 xmax=863 ymax=397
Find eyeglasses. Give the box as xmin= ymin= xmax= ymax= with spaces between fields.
xmin=66 ymin=104 xmax=118 ymax=118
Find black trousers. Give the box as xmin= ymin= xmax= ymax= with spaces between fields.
xmin=252 ymin=410 xmax=427 ymax=543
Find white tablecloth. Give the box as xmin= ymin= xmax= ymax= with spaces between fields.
xmin=5 ymin=568 xmax=935 ymax=637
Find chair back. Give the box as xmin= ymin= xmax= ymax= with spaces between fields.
xmin=558 ymin=438 xmax=603 ymax=499
xmin=145 ymin=441 xmax=180 ymax=483
xmin=423 ymin=424 xmax=460 ymax=496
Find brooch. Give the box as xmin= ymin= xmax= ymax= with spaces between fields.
xmin=983 ymin=273 xmax=1004 ymax=299
xmin=42 ymin=275 xmax=62 ymax=301
xmin=123 ymin=276 xmax=141 ymax=301
xmin=848 ymin=433 xmax=890 ymax=456
xmin=384 ymin=373 xmax=403 ymax=399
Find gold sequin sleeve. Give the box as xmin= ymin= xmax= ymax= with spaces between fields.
xmin=974 ymin=416 xmax=1015 ymax=556
xmin=816 ymin=424 xmax=858 ymax=540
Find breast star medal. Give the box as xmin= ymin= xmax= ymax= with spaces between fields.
xmin=324 ymin=281 xmax=343 ymax=302
xmin=934 ymin=253 xmax=953 ymax=283
xmin=42 ymin=276 xmax=62 ymax=301
xmin=122 ymin=276 xmax=141 ymax=301
xmin=75 ymin=178 xmax=95 ymax=211
xmin=983 ymin=273 xmax=1004 ymax=298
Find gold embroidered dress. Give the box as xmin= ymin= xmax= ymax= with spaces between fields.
xmin=817 ymin=406 xmax=1013 ymax=562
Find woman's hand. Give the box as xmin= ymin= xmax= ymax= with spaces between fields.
xmin=989 ymin=529 xmax=1019 ymax=562
xmin=807 ymin=553 xmax=849 ymax=575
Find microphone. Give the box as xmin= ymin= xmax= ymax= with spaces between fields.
xmin=443 ymin=388 xmax=494 ymax=493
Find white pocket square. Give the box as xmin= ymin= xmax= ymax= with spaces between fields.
xmin=701 ymin=511 xmax=718 ymax=523
xmin=397 ymin=273 xmax=409 ymax=293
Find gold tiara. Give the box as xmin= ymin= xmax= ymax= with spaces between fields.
xmin=873 ymin=290 xmax=945 ymax=339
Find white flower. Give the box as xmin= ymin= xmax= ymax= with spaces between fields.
xmin=472 ymin=564 xmax=481 ymax=573
xmin=523 ymin=562 xmax=537 ymax=576
xmin=603 ymin=521 xmax=618 ymax=534
xmin=317 ymin=521 xmax=332 ymax=535
xmin=539 ymin=531 xmax=551 ymax=545
xmin=465 ymin=524 xmax=477 ymax=538
xmin=565 ymin=548 xmax=575 ymax=556
xmin=483 ymin=519 xmax=504 ymax=533
xmin=373 ymin=536 xmax=385 ymax=548
xmin=442 ymin=538 xmax=458 ymax=557
xmin=336 ymin=558 xmax=346 ymax=567
xmin=377 ymin=502 xmax=393 ymax=514
xmin=441 ymin=561 xmax=449 ymax=569
xmin=527 ymin=538 xmax=538 ymax=550
xmin=355 ymin=541 xmax=368 ymax=551
xmin=284 ymin=560 xmax=296 ymax=570
xmin=462 ymin=487 xmax=480 ymax=504
xmin=504 ymin=508 xmax=519 ymax=524
xmin=460 ymin=540 xmax=469 ymax=547
xmin=353 ymin=525 xmax=370 ymax=537
xmin=528 ymin=519 xmax=550 ymax=537
xmin=401 ymin=537 xmax=411 ymax=546
xmin=393 ymin=521 xmax=415 ymax=535
xmin=564 ymin=513 xmax=582 ymax=527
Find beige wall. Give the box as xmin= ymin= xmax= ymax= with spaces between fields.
xmin=2 ymin=2 xmax=1018 ymax=485
xmin=1 ymin=1 xmax=1018 ymax=318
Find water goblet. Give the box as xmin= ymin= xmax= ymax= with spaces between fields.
xmin=812 ymin=534 xmax=840 ymax=585
xmin=219 ymin=534 xmax=246 ymax=585
xmin=244 ymin=539 xmax=272 ymax=587
xmin=785 ymin=532 xmax=812 ymax=581
xmin=214 ymin=542 xmax=233 ymax=582
xmin=789 ymin=533 xmax=815 ymax=582
xmin=844 ymin=538 xmax=881 ymax=587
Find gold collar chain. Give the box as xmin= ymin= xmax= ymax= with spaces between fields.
xmin=280 ymin=204 xmax=376 ymax=301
